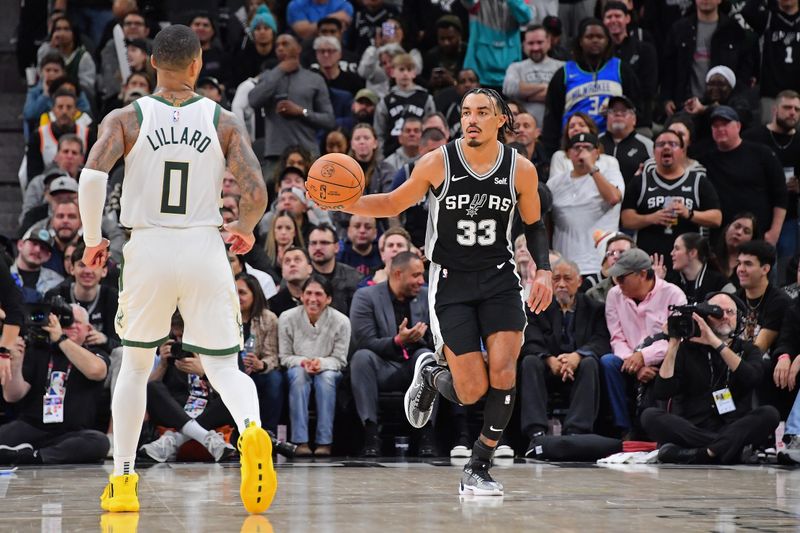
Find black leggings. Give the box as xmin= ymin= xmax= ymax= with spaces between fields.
xmin=146 ymin=380 xmax=234 ymax=431
xmin=0 ymin=419 xmax=108 ymax=464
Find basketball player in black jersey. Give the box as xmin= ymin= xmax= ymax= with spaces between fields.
xmin=309 ymin=89 xmax=553 ymax=495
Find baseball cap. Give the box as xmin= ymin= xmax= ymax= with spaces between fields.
xmin=608 ymin=248 xmax=652 ymax=278
xmin=607 ymin=95 xmax=635 ymax=111
xmin=710 ymin=105 xmax=740 ymax=123
xmin=567 ymin=132 xmax=599 ymax=148
xmin=355 ymin=89 xmax=379 ymax=105
xmin=21 ymin=226 xmax=55 ymax=250
xmin=197 ymin=77 xmax=221 ymax=91
xmin=49 ymin=176 xmax=79 ymax=194
xmin=127 ymin=38 xmax=151 ymax=55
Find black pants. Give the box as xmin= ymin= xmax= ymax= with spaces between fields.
xmin=640 ymin=405 xmax=780 ymax=464
xmin=146 ymin=381 xmax=234 ymax=431
xmin=520 ymin=354 xmax=600 ymax=437
xmin=0 ymin=419 xmax=108 ymax=464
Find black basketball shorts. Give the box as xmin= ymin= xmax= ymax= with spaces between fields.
xmin=428 ymin=260 xmax=527 ymax=357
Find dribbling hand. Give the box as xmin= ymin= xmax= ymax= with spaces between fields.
xmin=223 ymin=221 xmax=256 ymax=254
xmin=82 ymin=238 xmax=111 ymax=270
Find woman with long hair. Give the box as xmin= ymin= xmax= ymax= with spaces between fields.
xmin=717 ymin=213 xmax=760 ymax=286
xmin=548 ymin=112 xmax=620 ymax=181
xmin=235 ymin=272 xmax=283 ymax=433
xmin=667 ymin=232 xmax=735 ymax=302
xmin=264 ymin=210 xmax=304 ymax=276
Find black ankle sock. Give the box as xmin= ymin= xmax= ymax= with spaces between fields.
xmin=364 ymin=421 xmax=379 ymax=441
xmin=469 ymin=439 xmax=495 ymax=467
xmin=427 ymin=367 xmax=460 ymax=404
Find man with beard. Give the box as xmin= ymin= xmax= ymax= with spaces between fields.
xmin=27 ymin=201 xmax=83 ymax=277
xmin=621 ymin=129 xmax=722 ymax=270
xmin=11 ymin=227 xmax=64 ymax=303
xmin=599 ymin=96 xmax=653 ymax=185
xmin=340 ymin=89 xmax=378 ymax=132
xmin=308 ymin=225 xmax=363 ymax=315
xmin=641 ymin=292 xmax=780 ymax=464
xmin=541 ymin=19 xmax=640 ymax=155
xmin=503 ymin=26 xmax=564 ymax=127
xmin=744 ymin=91 xmax=800 ymax=270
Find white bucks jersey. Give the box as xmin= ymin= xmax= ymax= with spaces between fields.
xmin=121 ymin=95 xmax=225 ymax=229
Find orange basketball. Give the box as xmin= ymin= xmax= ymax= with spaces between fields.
xmin=306 ymin=153 xmax=365 ymax=210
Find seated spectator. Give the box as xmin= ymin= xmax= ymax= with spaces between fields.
xmin=279 ymin=275 xmax=350 ymax=456
xmin=548 ymin=112 xmax=620 ymax=181
xmin=621 ymin=129 xmax=722 ymax=270
xmin=434 ymin=68 xmax=479 ymax=139
xmin=270 ymin=246 xmax=314 ymax=317
xmin=347 ymin=124 xmax=395 ymax=202
xmin=0 ymin=305 xmax=109 ymax=465
xmin=667 ymin=233 xmax=735 ymax=302
xmin=226 ymin=247 xmax=278 ymax=301
xmin=641 ymin=293 xmax=779 ymax=464
xmin=774 ymin=297 xmax=800 ymax=464
xmin=302 ymin=16 xmax=361 ymax=73
xmin=381 ymin=116 xmax=423 ymax=177
xmin=699 ymin=106 xmax=787 ymax=247
xmin=684 ymin=66 xmax=754 ymax=142
xmin=101 ymin=71 xmax=153 ymax=117
xmin=519 ymin=259 xmax=609 ymax=456
xmin=321 ymin=128 xmax=350 ymax=155
xmin=276 ymin=186 xmax=330 ymax=242
xmin=264 ymin=210 xmax=305 ymax=278
xmin=735 ymin=240 xmax=792 ymax=356
xmin=97 ymin=10 xmax=151 ymax=112
xmin=716 ymin=212 xmax=759 ymax=287
xmin=36 ymin=15 xmax=96 ymax=101
xmin=189 ymin=13 xmax=233 ymax=93
xmin=197 ymin=76 xmax=226 ymax=107
xmin=512 ymin=112 xmax=549 ymax=176
xmin=23 ymin=53 xmax=91 ymax=141
xmin=601 ymin=249 xmax=687 ymax=435
xmin=258 ymin=165 xmax=332 ymax=240
xmin=236 ymin=273 xmax=283 ymax=434
xmin=21 ymin=166 xmax=80 ymax=235
xmin=312 ymin=36 xmax=365 ymax=95
xmin=548 ymin=133 xmax=624 ymax=285
xmin=349 ymin=251 xmax=436 ymax=456
xmin=663 ymin=114 xmax=703 ymax=170
xmin=503 ymin=25 xmax=565 ymax=127
xmin=373 ymin=54 xmax=435 ymax=157
xmin=586 ymin=233 xmax=635 ymax=304
xmin=11 ymin=227 xmax=64 ymax=303
xmin=45 ymin=243 xmax=120 ymax=353
xmin=421 ymin=15 xmax=466 ymax=93
xmin=784 ymin=255 xmax=800 ymax=301
xmin=287 ymin=0 xmax=354 ymax=41
xmin=336 ymin=215 xmax=381 ymax=277
xmin=359 ymin=226 xmax=412 ymax=287
xmin=26 ymin=89 xmax=94 ymax=182
xmin=599 ymin=96 xmax=653 ymax=186
xmin=308 ymin=225 xmax=363 ymax=315
xmin=339 ymin=88 xmax=378 ymax=133
xmin=231 ymin=5 xmax=278 ymax=89
xmin=26 ymin=201 xmax=85 ymax=277
xmin=138 ymin=313 xmax=237 ymax=463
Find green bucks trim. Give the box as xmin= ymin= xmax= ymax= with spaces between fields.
xmin=181 ymin=343 xmax=241 ymax=356
xmin=122 ymin=335 xmax=170 ymax=349
xmin=213 ymin=103 xmax=221 ymax=129
xmin=160 ymin=161 xmax=189 ymax=214
xmin=132 ymin=101 xmax=143 ymax=126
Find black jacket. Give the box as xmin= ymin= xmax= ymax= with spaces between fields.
xmin=661 ymin=13 xmax=756 ymax=105
xmin=522 ymin=293 xmax=611 ymax=360
xmin=612 ymin=35 xmax=659 ymax=127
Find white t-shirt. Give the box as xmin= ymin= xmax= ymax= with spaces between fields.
xmin=547 ymin=163 xmax=626 ymax=275
xmin=549 ymin=151 xmax=621 ymax=181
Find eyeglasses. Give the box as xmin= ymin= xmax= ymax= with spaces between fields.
xmin=608 ymin=108 xmax=632 ymax=116
xmin=720 ymin=308 xmax=738 ymax=317
xmin=570 ymin=144 xmax=595 ymax=152
xmin=655 ymin=141 xmax=680 ymax=149
xmin=308 ymin=240 xmax=335 ymax=247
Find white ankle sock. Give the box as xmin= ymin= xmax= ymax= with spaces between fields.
xmin=181 ymin=419 xmax=210 ymax=443
xmin=112 ymin=346 xmax=156 ymax=476
xmin=199 ymin=354 xmax=261 ymax=433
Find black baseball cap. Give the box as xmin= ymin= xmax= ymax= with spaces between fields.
xmin=710 ymin=105 xmax=740 ymax=123
xmin=608 ymin=95 xmax=635 ymax=111
xmin=567 ymin=132 xmax=599 ymax=148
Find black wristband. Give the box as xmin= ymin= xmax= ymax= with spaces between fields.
xmin=53 ymin=334 xmax=69 ymax=346
xmin=524 ymin=220 xmax=551 ymax=271
xmin=714 ymin=341 xmax=727 ymax=353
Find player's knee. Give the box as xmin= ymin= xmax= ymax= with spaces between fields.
xmin=489 ymin=364 xmax=517 ymax=390
xmin=455 ymin=379 xmax=489 ymax=405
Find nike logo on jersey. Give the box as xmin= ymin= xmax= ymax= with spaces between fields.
xmin=681 ymin=186 xmax=692 ymax=191
xmin=647 ymin=186 xmax=658 ymax=192
xmin=451 ymin=174 xmax=470 ymax=182
xmin=490 ymin=425 xmax=502 ymax=432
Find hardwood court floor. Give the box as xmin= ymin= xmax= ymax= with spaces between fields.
xmin=1 ymin=458 xmax=799 ymax=532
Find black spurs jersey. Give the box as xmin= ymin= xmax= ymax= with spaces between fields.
xmin=426 ymin=139 xmax=518 ymax=271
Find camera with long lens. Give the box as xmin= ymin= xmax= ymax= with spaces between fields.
xmin=667 ymin=302 xmax=723 ymax=339
xmin=168 ymin=334 xmax=193 ymax=360
xmin=24 ymin=295 xmax=74 ymax=345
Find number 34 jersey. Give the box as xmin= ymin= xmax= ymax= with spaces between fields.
xmin=121 ymin=95 xmax=225 ymax=229
xmin=425 ymin=139 xmax=518 ymax=271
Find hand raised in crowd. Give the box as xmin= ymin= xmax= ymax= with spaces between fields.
xmin=683 ymin=97 xmax=705 ymax=115
xmin=650 ymin=253 xmax=667 ymax=279
xmin=397 ymin=317 xmax=427 ymax=345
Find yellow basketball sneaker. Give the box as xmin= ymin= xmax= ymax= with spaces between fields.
xmin=100 ymin=473 xmax=140 ymax=512
xmin=238 ymin=422 xmax=277 ymax=514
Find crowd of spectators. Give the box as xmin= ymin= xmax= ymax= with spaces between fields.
xmin=1 ymin=0 xmax=799 ymax=465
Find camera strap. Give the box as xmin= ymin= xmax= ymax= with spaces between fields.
xmin=43 ymin=355 xmax=72 ymax=424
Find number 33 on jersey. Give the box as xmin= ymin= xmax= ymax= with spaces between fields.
xmin=121 ymin=95 xmax=226 ymax=229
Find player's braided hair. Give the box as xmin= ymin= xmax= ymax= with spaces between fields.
xmin=459 ymin=88 xmax=517 ymax=143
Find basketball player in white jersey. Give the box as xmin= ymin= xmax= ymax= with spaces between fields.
xmin=77 ymin=25 xmax=275 ymax=514
xmin=308 ymin=89 xmax=553 ymax=495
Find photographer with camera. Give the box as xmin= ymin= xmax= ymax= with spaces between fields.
xmin=138 ymin=312 xmax=237 ymax=463
xmin=641 ymin=293 xmax=780 ymax=464
xmin=0 ymin=304 xmax=110 ymax=465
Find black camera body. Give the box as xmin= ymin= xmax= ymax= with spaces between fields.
xmin=667 ymin=302 xmax=723 ymax=339
xmin=24 ymin=295 xmax=74 ymax=345
xmin=168 ymin=334 xmax=193 ymax=360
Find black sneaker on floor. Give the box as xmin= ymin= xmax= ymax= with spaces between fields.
xmin=418 ymin=433 xmax=438 ymax=458
xmin=361 ymin=436 xmax=382 ymax=458
xmin=657 ymin=443 xmax=708 ymax=464
xmin=524 ymin=431 xmax=546 ymax=459
xmin=0 ymin=443 xmax=36 ymax=465
xmin=459 ymin=459 xmax=504 ymax=496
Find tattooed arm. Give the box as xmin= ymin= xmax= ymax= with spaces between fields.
xmin=218 ymin=109 xmax=268 ymax=254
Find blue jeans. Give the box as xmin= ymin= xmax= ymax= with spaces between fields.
xmin=777 ymin=218 xmax=799 ymax=260
xmin=250 ymin=370 xmax=286 ymax=434
xmin=287 ymin=366 xmax=342 ymax=445
xmin=787 ymin=390 xmax=800 ymax=435
xmin=600 ymin=354 xmax=631 ymax=430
